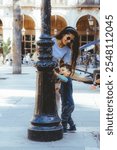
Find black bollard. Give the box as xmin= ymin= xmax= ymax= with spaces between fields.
xmin=28 ymin=0 xmax=63 ymax=142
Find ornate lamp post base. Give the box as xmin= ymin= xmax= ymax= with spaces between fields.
xmin=28 ymin=125 xmax=63 ymax=142
xmin=28 ymin=114 xmax=63 ymax=141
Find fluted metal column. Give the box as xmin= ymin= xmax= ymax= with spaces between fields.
xmin=28 ymin=0 xmax=63 ymax=141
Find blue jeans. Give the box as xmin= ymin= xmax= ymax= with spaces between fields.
xmin=60 ymin=77 xmax=75 ymax=128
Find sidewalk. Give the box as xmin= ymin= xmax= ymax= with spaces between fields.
xmin=0 ymin=65 xmax=100 ymax=150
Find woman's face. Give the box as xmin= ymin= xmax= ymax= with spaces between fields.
xmin=61 ymin=33 xmax=75 ymax=46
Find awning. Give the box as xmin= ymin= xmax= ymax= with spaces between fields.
xmin=79 ymin=39 xmax=100 ymax=51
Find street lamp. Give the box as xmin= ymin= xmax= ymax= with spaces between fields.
xmin=88 ymin=15 xmax=94 ymax=26
xmin=54 ymin=28 xmax=58 ymax=35
xmin=86 ymin=28 xmax=89 ymax=35
xmin=22 ymin=14 xmax=25 ymax=36
xmin=54 ymin=15 xmax=58 ymax=35
xmin=21 ymin=14 xmax=25 ymax=62
xmin=28 ymin=0 xmax=63 ymax=142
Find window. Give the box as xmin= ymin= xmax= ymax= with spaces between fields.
xmin=80 ymin=35 xmax=94 ymax=47
xmin=22 ymin=34 xmax=36 ymax=55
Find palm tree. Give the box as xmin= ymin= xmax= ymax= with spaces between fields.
xmin=12 ymin=0 xmax=22 ymax=74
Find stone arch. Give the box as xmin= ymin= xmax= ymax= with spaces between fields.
xmin=0 ymin=19 xmax=3 ymax=32
xmin=0 ymin=19 xmax=3 ymax=49
xmin=76 ymin=15 xmax=99 ymax=36
xmin=73 ymin=12 xmax=100 ymax=29
xmin=76 ymin=14 xmax=100 ymax=59
xmin=21 ymin=14 xmax=35 ymax=35
xmin=51 ymin=15 xmax=67 ymax=35
xmin=21 ymin=14 xmax=36 ymax=56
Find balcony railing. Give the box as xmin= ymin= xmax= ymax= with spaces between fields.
xmin=0 ymin=0 xmax=35 ymax=6
xmin=0 ymin=0 xmax=100 ymax=7
xmin=77 ymin=0 xmax=100 ymax=7
xmin=20 ymin=0 xmax=35 ymax=7
xmin=52 ymin=0 xmax=68 ymax=6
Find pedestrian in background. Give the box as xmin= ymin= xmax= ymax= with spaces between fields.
xmin=5 ymin=50 xmax=12 ymax=66
xmin=31 ymin=48 xmax=39 ymax=64
xmin=25 ymin=53 xmax=31 ymax=64
xmin=0 ymin=52 xmax=4 ymax=65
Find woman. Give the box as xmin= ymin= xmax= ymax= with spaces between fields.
xmin=52 ymin=26 xmax=80 ymax=133
xmin=52 ymin=26 xmax=79 ymax=70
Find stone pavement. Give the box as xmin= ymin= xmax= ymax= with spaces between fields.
xmin=0 ymin=65 xmax=100 ymax=150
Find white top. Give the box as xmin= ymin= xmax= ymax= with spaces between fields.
xmin=52 ymin=38 xmax=71 ymax=64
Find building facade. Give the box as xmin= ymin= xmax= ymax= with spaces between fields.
xmin=0 ymin=0 xmax=100 ymax=56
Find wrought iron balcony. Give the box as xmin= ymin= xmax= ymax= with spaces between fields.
xmin=52 ymin=0 xmax=68 ymax=6
xmin=20 ymin=0 xmax=35 ymax=7
xmin=0 ymin=0 xmax=100 ymax=8
xmin=77 ymin=0 xmax=100 ymax=8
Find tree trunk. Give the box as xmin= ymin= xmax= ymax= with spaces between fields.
xmin=12 ymin=0 xmax=22 ymax=74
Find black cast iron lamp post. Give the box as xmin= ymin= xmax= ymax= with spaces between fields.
xmin=28 ymin=0 xmax=63 ymax=141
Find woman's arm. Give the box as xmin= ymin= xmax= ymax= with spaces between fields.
xmin=70 ymin=71 xmax=93 ymax=83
